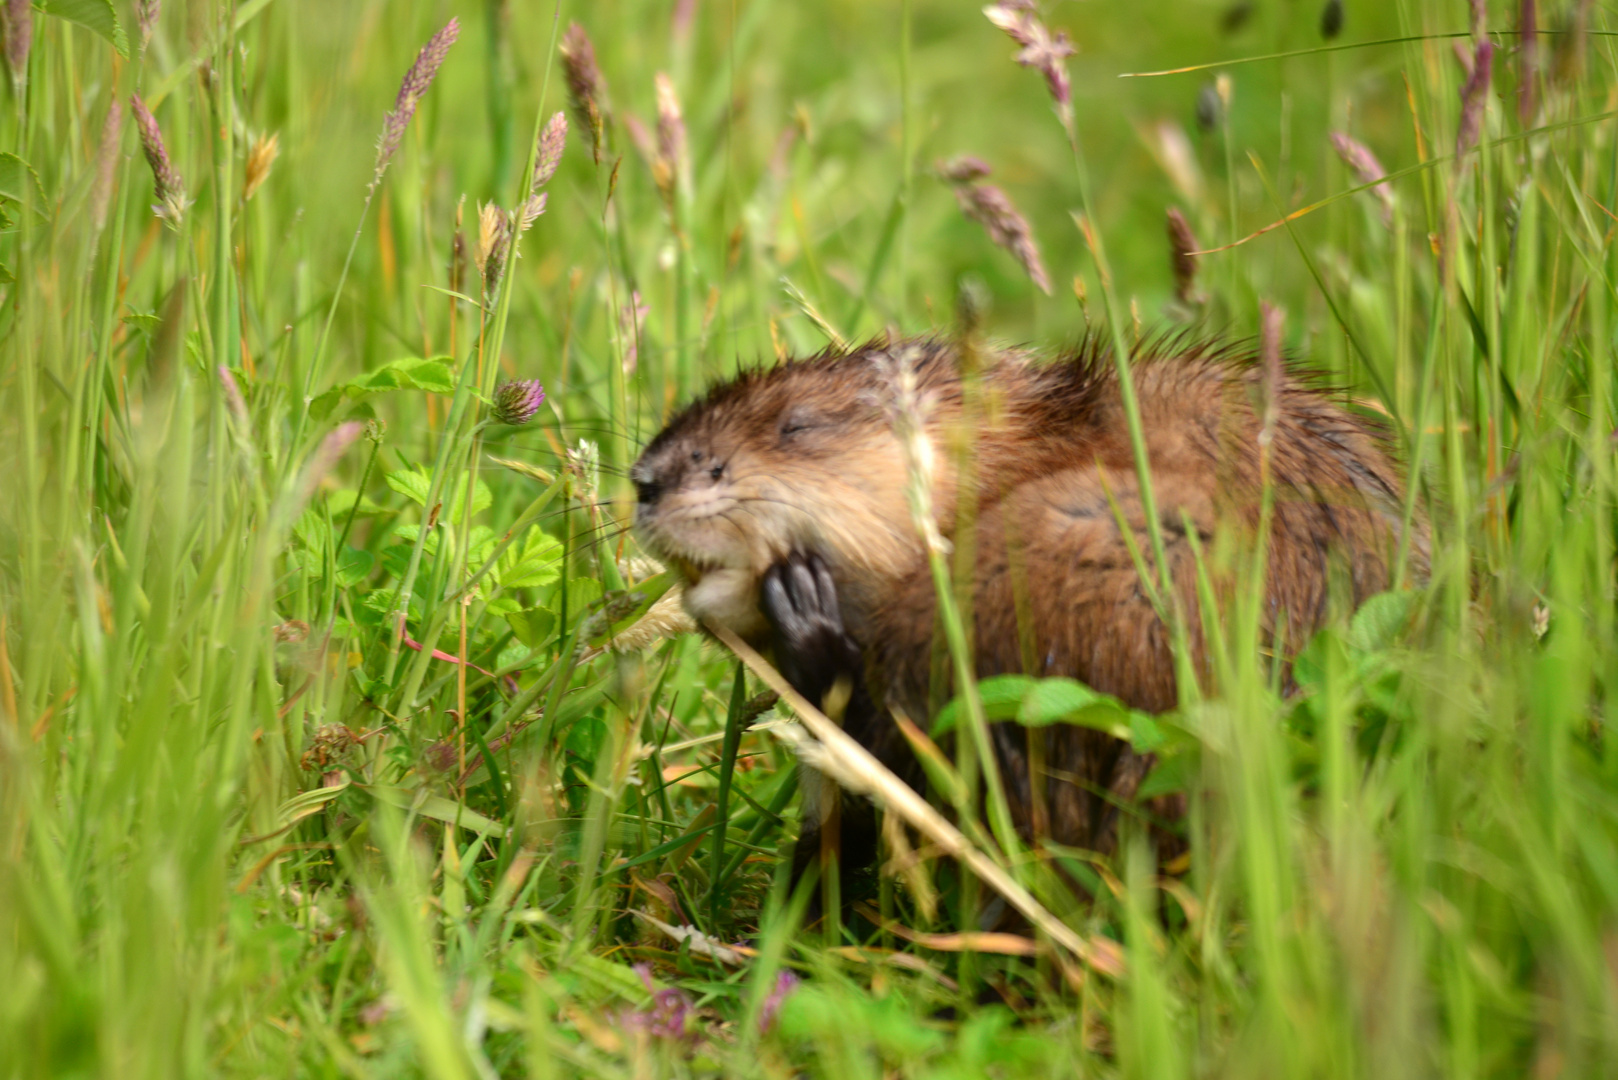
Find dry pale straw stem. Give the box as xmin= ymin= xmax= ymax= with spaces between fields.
xmin=1329 ymin=131 xmax=1395 ymax=227
xmin=375 ymin=17 xmax=460 ymax=181
xmin=938 ymin=157 xmax=1052 ymax=295
xmin=131 ymin=93 xmax=189 ymax=228
xmin=560 ymin=22 xmax=610 ymax=164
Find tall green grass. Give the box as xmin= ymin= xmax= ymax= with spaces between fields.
xmin=0 ymin=0 xmax=1615 ymax=1076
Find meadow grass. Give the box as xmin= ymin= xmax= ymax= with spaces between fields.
xmin=1 ymin=0 xmax=1616 ymax=1076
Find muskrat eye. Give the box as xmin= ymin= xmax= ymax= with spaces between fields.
xmin=779 ymin=406 xmax=818 ymax=438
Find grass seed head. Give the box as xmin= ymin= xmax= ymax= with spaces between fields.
xmin=4 ymin=0 xmax=31 ymax=84
xmin=136 ymin=0 xmax=159 ymax=50
xmin=243 ymin=132 xmax=280 ymax=202
xmin=942 ymin=171 xmax=1052 ymax=295
xmin=653 ymin=72 xmax=686 ymax=212
xmin=560 ymin=22 xmax=610 ymax=164
xmin=131 ymin=92 xmax=190 ymax=228
xmin=91 ymin=100 xmax=123 ymax=232
xmin=1166 ymin=207 xmax=1203 ymax=305
xmin=983 ymin=0 xmax=1075 ymax=111
xmin=1330 ymin=131 xmax=1395 ymax=226
xmin=475 ymin=201 xmax=513 ymax=295
xmin=375 ymin=17 xmax=460 ymax=177
xmin=1456 ymin=40 xmax=1494 ymax=161
xmin=1518 ymin=0 xmax=1539 ymax=124
xmin=532 ymin=111 xmax=568 ymax=190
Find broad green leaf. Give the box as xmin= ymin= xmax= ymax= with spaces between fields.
xmin=0 ymin=153 xmax=46 ymax=209
xmin=1348 ymin=589 xmax=1416 ymax=655
xmin=270 ymin=782 xmax=350 ymax=830
xmin=932 ymin=674 xmax=1036 ymax=735
xmin=326 ymin=489 xmax=386 ymax=518
xmin=333 ymin=547 xmax=375 ymax=588
xmin=309 ymin=356 xmax=455 ymax=419
xmin=41 ymin=0 xmax=129 ymax=56
xmin=385 ymin=468 xmax=433 ymax=507
xmin=1018 ymin=677 xmax=1105 ymax=725
xmin=505 ymin=606 xmax=555 ymax=647
xmin=497 ymin=527 xmax=563 ymax=589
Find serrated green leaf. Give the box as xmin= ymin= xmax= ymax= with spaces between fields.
xmin=334 ymin=547 xmax=375 ymax=587
xmin=385 ymin=468 xmax=433 ymax=508
xmin=1348 ymin=589 xmax=1415 ymax=655
xmin=42 ymin=0 xmax=129 ymax=55
xmin=1018 ymin=678 xmax=1105 ymax=725
xmin=505 ymin=607 xmax=555 ymax=647
xmin=498 ymin=527 xmax=564 ymax=589
xmin=0 ymin=153 xmax=46 ymax=210
xmin=309 ymin=356 xmax=455 ymax=419
xmin=932 ymin=674 xmax=1036 ymax=735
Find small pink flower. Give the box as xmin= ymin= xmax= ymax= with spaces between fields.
xmin=492 ymin=379 xmax=545 ymax=426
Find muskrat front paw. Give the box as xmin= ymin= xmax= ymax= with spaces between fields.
xmin=761 ymin=552 xmax=863 ymax=707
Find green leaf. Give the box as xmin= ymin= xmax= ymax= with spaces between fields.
xmin=505 ymin=607 xmax=555 ymax=648
xmin=41 ymin=0 xmax=129 ymax=55
xmin=385 ymin=468 xmax=433 ymax=508
xmin=932 ymin=674 xmax=1035 ymax=735
xmin=309 ymin=356 xmax=455 ymax=419
xmin=334 ymin=547 xmax=375 ymax=588
xmin=0 ymin=153 xmax=46 ymax=210
xmin=358 ymin=784 xmax=508 ymax=838
xmin=1347 ymin=589 xmax=1416 ymax=655
xmin=497 ymin=527 xmax=564 ymax=589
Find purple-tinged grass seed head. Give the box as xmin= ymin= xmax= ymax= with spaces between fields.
xmin=131 ymin=92 xmax=190 ymax=228
xmin=1330 ymin=131 xmax=1395 ymax=227
xmin=983 ymin=1 xmax=1075 ymax=110
xmin=4 ymin=0 xmax=32 ymax=84
xmin=653 ymin=72 xmax=686 ymax=211
xmin=560 ymin=22 xmax=610 ymax=165
xmin=375 ymin=17 xmax=460 ymax=177
xmin=1166 ymin=207 xmax=1202 ymax=305
xmin=1456 ymin=40 xmax=1494 ymax=160
xmin=948 ymin=180 xmax=1052 ymax=295
xmin=1518 ymin=0 xmax=1538 ymax=125
xmin=937 ymin=155 xmax=992 ymax=183
xmin=492 ymin=379 xmax=545 ymax=426
xmin=532 ymin=111 xmax=568 ymax=189
xmin=91 ymin=100 xmax=123 ymax=233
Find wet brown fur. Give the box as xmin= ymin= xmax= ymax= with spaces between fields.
xmin=633 ymin=334 xmax=1426 ymax=855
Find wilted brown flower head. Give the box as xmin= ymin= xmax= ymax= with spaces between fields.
xmin=1165 ymin=207 xmax=1203 ymax=306
xmin=560 ymin=22 xmax=610 ymax=164
xmin=376 ymin=17 xmax=460 ymax=176
xmin=983 ymin=1 xmax=1075 ymax=110
xmin=243 ymin=132 xmax=280 ymax=201
xmin=1456 ymin=40 xmax=1494 ymax=161
xmin=940 ymin=165 xmax=1051 ymax=295
xmin=131 ymin=92 xmax=190 ymax=228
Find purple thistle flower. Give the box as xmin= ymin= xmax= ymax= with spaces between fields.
xmin=131 ymin=92 xmax=190 ymax=228
xmin=492 ymin=379 xmax=545 ymax=426
xmin=4 ymin=0 xmax=32 ymax=84
xmin=983 ymin=1 xmax=1075 ymax=110
xmin=1456 ymin=40 xmax=1494 ymax=160
xmin=758 ymin=970 xmax=799 ymax=1034
xmin=376 ymin=17 xmax=460 ymax=177
xmin=1329 ymin=131 xmax=1395 ymax=227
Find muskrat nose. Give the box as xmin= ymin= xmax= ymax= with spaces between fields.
xmin=636 ymin=478 xmax=662 ymax=506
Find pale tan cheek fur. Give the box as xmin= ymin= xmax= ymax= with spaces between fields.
xmin=681 ymin=567 xmax=769 ymax=637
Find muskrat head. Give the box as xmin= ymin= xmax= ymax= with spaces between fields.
xmin=632 ymin=354 xmax=927 ymax=639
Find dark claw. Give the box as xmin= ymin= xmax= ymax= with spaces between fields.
xmin=761 ymin=552 xmax=862 ymax=710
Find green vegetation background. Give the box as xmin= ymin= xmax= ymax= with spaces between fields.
xmin=1 ymin=0 xmax=1615 ymax=1076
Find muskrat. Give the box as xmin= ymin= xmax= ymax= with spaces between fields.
xmin=632 ymin=334 xmax=1422 ymax=883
